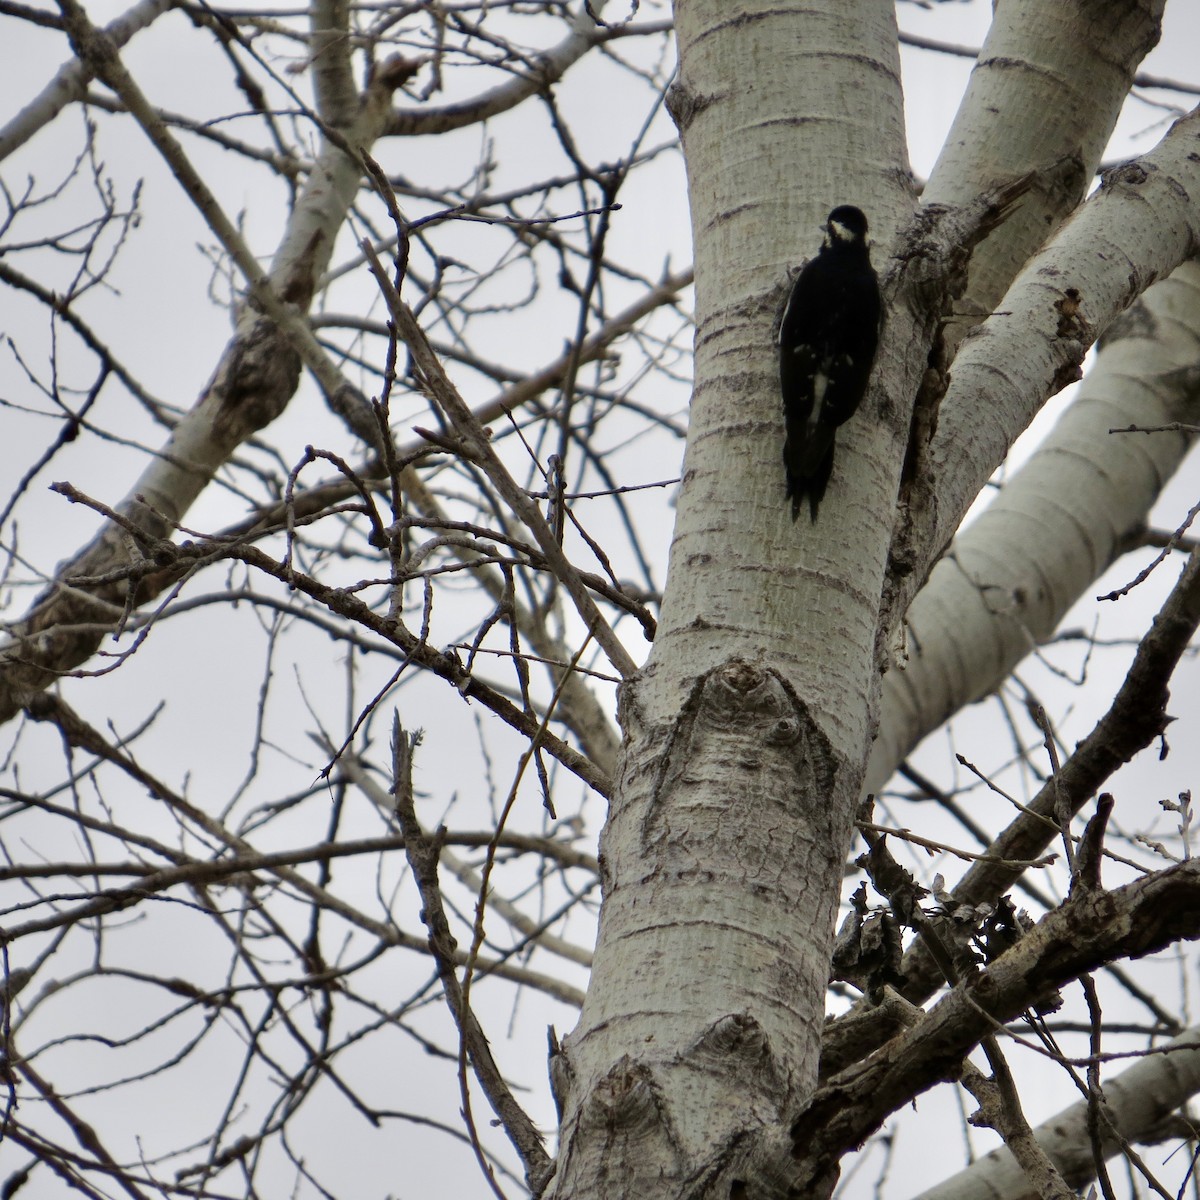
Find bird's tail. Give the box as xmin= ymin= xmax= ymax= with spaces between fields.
xmin=784 ymin=426 xmax=835 ymax=522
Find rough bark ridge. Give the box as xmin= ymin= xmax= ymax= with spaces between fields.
xmin=548 ymin=660 xmax=846 ymax=1197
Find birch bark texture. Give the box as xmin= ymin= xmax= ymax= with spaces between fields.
xmin=548 ymin=2 xmax=913 ymax=1195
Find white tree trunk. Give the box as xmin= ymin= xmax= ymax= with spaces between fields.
xmin=547 ymin=2 xmax=1190 ymax=1196
xmin=548 ymin=2 xmax=912 ymax=1194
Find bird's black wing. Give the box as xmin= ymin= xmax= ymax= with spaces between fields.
xmin=779 ymin=250 xmax=881 ymax=521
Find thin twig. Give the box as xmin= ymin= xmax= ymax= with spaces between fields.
xmin=361 ymin=240 xmax=639 ymax=680
xmin=390 ymin=719 xmax=551 ymax=1195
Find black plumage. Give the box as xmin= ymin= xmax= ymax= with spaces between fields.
xmin=779 ymin=205 xmax=881 ymax=521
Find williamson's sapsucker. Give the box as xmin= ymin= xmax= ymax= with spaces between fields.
xmin=779 ymin=205 xmax=882 ymax=521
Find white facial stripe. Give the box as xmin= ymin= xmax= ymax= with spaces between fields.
xmin=830 ymin=220 xmax=853 ymax=241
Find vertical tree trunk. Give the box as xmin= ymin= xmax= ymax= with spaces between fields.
xmin=547 ymin=2 xmax=910 ymax=1194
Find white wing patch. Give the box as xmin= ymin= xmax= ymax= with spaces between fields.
xmin=808 ymin=372 xmax=828 ymax=435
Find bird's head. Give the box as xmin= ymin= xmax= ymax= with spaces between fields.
xmin=824 ymin=205 xmax=869 ymax=248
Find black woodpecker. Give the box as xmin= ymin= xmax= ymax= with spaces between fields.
xmin=779 ymin=205 xmax=881 ymax=522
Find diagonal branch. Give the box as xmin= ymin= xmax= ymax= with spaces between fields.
xmin=914 ymin=1023 xmax=1200 ymax=1200
xmin=905 ymin=105 xmax=1200 ymax=609
xmin=390 ymin=718 xmax=552 ymax=1195
xmin=825 ymin=546 xmax=1200 ymax=1076
xmin=0 ymin=0 xmax=173 ymax=160
xmin=789 ymin=857 xmax=1200 ymax=1197
xmin=0 ymin=7 xmax=413 ymax=725
xmin=899 ymin=546 xmax=1200 ymax=1002
xmin=363 ymin=244 xmax=639 ymax=680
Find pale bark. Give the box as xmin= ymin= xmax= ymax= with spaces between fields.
xmin=548 ymin=1 xmax=913 ymax=1195
xmin=868 ymin=260 xmax=1200 ymax=792
xmin=0 ymin=0 xmax=174 ymax=160
xmin=309 ymin=0 xmax=357 ymax=127
xmin=921 ymin=0 xmax=1165 ymax=346
xmin=8 ymin=0 xmax=1200 ymax=1193
xmin=547 ymin=2 xmax=1198 ymax=1195
xmin=0 ymin=17 xmax=402 ymax=719
xmin=914 ymin=1025 xmax=1200 ymax=1200
xmin=866 ymin=0 xmax=1177 ymax=788
xmin=903 ymin=107 xmax=1200 ymax=614
xmin=0 ymin=4 xmax=625 ymax=726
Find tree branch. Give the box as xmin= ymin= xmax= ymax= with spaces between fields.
xmin=363 ymin=243 xmax=640 ymax=680
xmin=790 ymin=858 xmax=1200 ymax=1196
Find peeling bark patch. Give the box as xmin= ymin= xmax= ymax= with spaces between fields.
xmin=211 ymin=316 xmax=302 ymax=439
xmin=1054 ymin=287 xmax=1087 ymax=338
xmin=1099 ymin=160 xmax=1151 ymax=190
